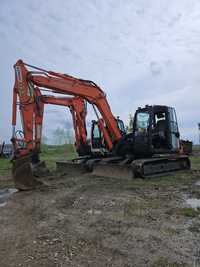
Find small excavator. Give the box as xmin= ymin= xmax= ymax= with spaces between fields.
xmin=11 ymin=59 xmax=190 ymax=190
xmin=12 ymin=92 xmax=90 ymax=189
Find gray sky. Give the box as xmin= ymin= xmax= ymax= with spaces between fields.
xmin=0 ymin=0 xmax=200 ymax=143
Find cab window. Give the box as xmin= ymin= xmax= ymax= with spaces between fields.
xmin=169 ymin=108 xmax=178 ymax=133
xmin=117 ymin=119 xmax=126 ymax=134
xmin=93 ymin=124 xmax=101 ymax=139
xmin=136 ymin=112 xmax=150 ymax=131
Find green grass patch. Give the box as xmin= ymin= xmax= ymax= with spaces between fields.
xmin=166 ymin=207 xmax=200 ymax=218
xmin=0 ymin=144 xmax=77 ymax=176
xmin=40 ymin=144 xmax=77 ymax=170
xmin=0 ymin=158 xmax=12 ymax=176
xmin=178 ymin=207 xmax=200 ymax=217
xmin=192 ymin=145 xmax=200 ymax=151
xmin=0 ymin=179 xmax=14 ymax=189
xmin=190 ymin=156 xmax=200 ymax=169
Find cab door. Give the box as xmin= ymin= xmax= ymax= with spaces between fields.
xmin=168 ymin=107 xmax=180 ymax=151
xmin=133 ymin=111 xmax=152 ymax=156
xmin=91 ymin=121 xmax=104 ymax=149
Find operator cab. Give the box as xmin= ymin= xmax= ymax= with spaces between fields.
xmin=133 ymin=105 xmax=180 ymax=156
xmin=116 ymin=117 xmax=126 ymax=135
xmin=90 ymin=117 xmax=126 ymax=154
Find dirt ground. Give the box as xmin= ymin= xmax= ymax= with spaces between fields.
xmin=0 ymin=167 xmax=200 ymax=267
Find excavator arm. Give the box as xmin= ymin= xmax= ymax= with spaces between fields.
xmin=11 ymin=59 xmax=123 ymax=190
xmin=12 ymin=88 xmax=89 ymax=157
xmin=13 ymin=60 xmax=122 ymax=152
xmin=12 ymin=84 xmax=44 ymax=159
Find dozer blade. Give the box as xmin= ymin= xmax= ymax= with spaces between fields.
xmin=90 ymin=157 xmax=134 ymax=179
xmin=12 ymin=156 xmax=43 ymax=190
xmin=56 ymin=160 xmax=88 ymax=175
xmin=92 ymin=163 xmax=134 ymax=180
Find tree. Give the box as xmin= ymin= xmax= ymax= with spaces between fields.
xmin=52 ymin=127 xmax=75 ymax=145
xmin=52 ymin=127 xmax=67 ymax=145
xmin=41 ymin=134 xmax=48 ymax=145
xmin=126 ymin=114 xmax=134 ymax=133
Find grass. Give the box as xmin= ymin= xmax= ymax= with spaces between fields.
xmin=0 ymin=158 xmax=12 ymax=176
xmin=167 ymin=207 xmax=200 ymax=218
xmin=190 ymin=155 xmax=200 ymax=169
xmin=0 ymin=158 xmax=14 ymax=188
xmin=178 ymin=207 xmax=200 ymax=218
xmin=40 ymin=144 xmax=77 ymax=170
xmin=192 ymin=145 xmax=200 ymax=151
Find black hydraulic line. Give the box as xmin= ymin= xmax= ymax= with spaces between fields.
xmin=24 ymin=62 xmax=48 ymax=73
xmin=24 ymin=62 xmax=105 ymax=94
xmin=92 ymin=104 xmax=100 ymax=120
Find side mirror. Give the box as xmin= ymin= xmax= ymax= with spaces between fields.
xmin=175 ymin=132 xmax=180 ymax=138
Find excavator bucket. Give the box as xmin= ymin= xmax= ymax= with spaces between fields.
xmin=12 ymin=155 xmax=43 ymax=190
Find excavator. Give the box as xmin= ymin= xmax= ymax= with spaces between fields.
xmin=12 ymin=88 xmax=90 ymax=189
xmin=11 ymin=59 xmax=190 ymax=190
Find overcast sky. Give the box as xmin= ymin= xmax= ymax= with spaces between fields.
xmin=1 ymin=0 xmax=200 ymax=143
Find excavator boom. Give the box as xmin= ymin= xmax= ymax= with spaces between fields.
xmin=14 ymin=60 xmax=122 ymax=151
xmin=12 ymin=92 xmax=91 ymax=189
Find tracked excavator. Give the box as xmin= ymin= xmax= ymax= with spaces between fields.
xmin=12 ymin=83 xmax=90 ymax=189
xmin=11 ymin=59 xmax=190 ymax=190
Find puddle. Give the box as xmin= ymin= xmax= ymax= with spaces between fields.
xmin=0 ymin=188 xmax=18 ymax=207
xmin=186 ymin=198 xmax=200 ymax=210
xmin=0 ymin=202 xmax=7 ymax=207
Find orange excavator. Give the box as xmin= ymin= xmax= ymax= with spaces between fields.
xmin=11 ymin=59 xmax=190 ymax=190
xmin=12 ymin=87 xmax=90 ymax=189
xmin=12 ymin=87 xmax=89 ymax=159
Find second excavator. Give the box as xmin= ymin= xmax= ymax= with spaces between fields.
xmin=11 ymin=60 xmax=190 ymax=190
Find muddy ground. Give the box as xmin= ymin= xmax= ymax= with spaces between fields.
xmin=0 ymin=167 xmax=200 ymax=267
